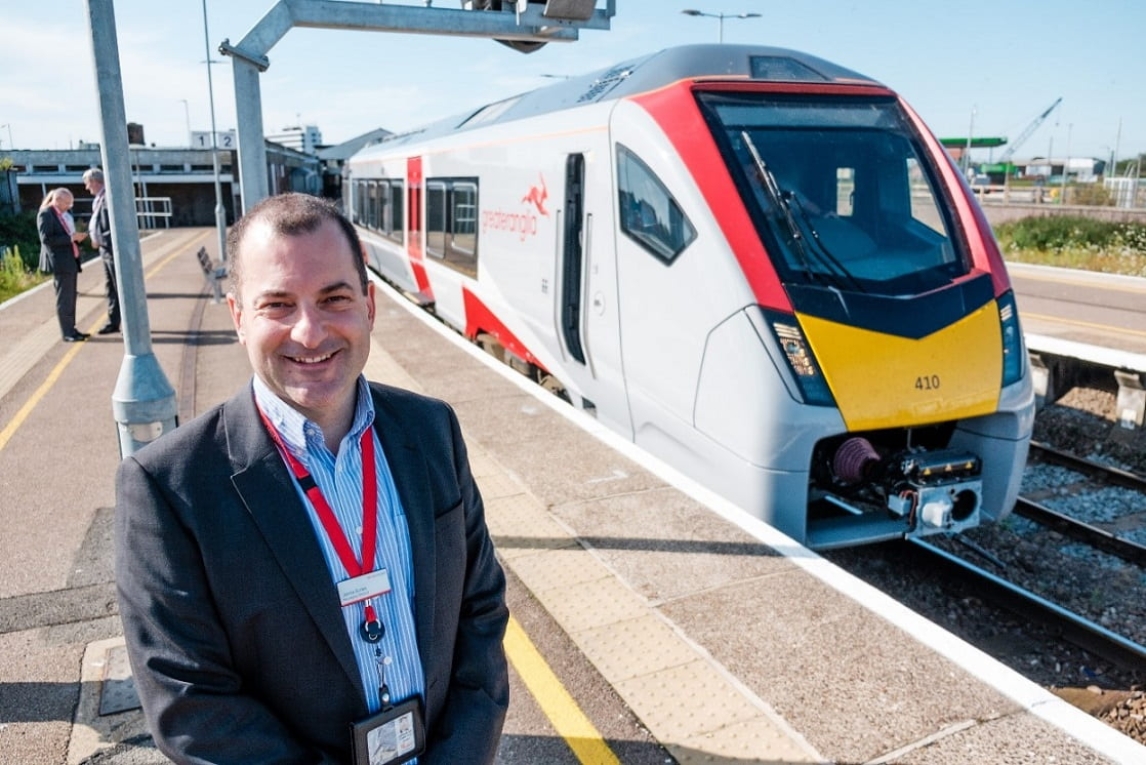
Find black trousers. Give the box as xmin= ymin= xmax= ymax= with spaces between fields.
xmin=53 ymin=268 xmax=79 ymax=337
xmin=101 ymin=247 xmax=120 ymax=328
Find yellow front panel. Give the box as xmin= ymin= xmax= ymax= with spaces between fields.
xmin=799 ymin=303 xmax=1002 ymax=431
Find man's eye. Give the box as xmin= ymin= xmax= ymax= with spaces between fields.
xmin=259 ymin=301 xmax=291 ymax=312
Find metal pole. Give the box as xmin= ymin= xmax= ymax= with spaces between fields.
xmin=964 ymin=106 xmax=975 ymax=176
xmin=203 ymin=0 xmax=228 ymax=263
xmin=1061 ymin=123 xmax=1071 ymax=200
xmin=83 ymin=0 xmax=178 ymax=458
xmin=180 ymin=99 xmax=192 ymax=145
xmin=718 ymin=14 xmax=724 ymax=43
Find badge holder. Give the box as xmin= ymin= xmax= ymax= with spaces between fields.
xmin=351 ymin=697 xmax=426 ymax=765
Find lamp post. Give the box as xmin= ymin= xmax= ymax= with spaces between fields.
xmin=179 ymin=99 xmax=192 ymax=146
xmin=681 ymin=9 xmax=761 ymax=43
xmin=202 ymin=0 xmax=227 ymax=263
xmin=0 ymin=123 xmax=12 ymax=150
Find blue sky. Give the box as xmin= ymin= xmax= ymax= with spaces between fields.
xmin=2 ymin=1 xmax=1142 ymax=167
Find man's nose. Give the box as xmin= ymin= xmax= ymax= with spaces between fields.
xmin=290 ymin=304 xmax=326 ymax=346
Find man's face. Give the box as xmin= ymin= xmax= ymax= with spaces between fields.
xmin=84 ymin=177 xmax=101 ymax=195
xmin=227 ymin=217 xmax=375 ymax=431
xmin=53 ymin=192 xmax=74 ymax=212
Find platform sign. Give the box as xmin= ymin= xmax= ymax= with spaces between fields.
xmin=190 ymin=130 xmax=236 ymax=150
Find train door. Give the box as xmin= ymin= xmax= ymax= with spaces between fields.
xmin=610 ymin=101 xmax=723 ymax=466
xmin=555 ymin=151 xmax=632 ymax=438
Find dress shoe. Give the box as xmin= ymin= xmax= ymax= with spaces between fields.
xmin=63 ymin=332 xmax=89 ymax=342
xmin=97 ymin=323 xmax=120 ymax=335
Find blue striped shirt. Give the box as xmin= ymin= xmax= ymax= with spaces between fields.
xmin=253 ymin=376 xmax=425 ymax=720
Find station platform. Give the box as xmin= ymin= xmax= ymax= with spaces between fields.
xmin=1 ymin=229 xmax=1142 ymax=764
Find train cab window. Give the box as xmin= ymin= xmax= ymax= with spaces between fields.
xmin=697 ymin=92 xmax=966 ymax=295
xmin=616 ymin=145 xmax=696 ymax=264
xmin=426 ymin=177 xmax=479 ymax=278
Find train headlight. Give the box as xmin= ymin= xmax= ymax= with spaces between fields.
xmin=998 ymin=290 xmax=1025 ymax=388
xmin=763 ymin=311 xmax=835 ymax=407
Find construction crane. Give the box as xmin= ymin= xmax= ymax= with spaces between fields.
xmin=998 ymin=97 xmax=1063 ymax=163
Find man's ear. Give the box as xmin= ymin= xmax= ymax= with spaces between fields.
xmin=226 ymin=292 xmax=246 ymax=343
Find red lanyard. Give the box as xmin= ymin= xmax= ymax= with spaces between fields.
xmin=258 ymin=409 xmax=379 ymax=578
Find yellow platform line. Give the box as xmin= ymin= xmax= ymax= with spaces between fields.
xmin=1022 ymin=311 xmax=1146 ymax=339
xmin=503 ymin=616 xmax=621 ymax=765
xmin=0 ymin=232 xmax=207 ymax=454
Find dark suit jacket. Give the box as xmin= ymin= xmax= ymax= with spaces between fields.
xmin=37 ymin=207 xmax=79 ymax=275
xmin=91 ymin=190 xmax=113 ymax=257
xmin=115 ymin=381 xmax=510 ymax=764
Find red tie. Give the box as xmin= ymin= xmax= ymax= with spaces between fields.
xmin=54 ymin=209 xmax=78 ymax=258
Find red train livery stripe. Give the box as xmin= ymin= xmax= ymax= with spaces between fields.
xmin=405 ymin=156 xmax=432 ymax=298
xmin=899 ymin=101 xmax=1012 ymax=297
xmin=631 ymin=82 xmax=790 ymax=312
xmin=462 ymin=288 xmax=547 ymax=373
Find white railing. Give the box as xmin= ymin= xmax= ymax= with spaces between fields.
xmin=135 ymin=196 xmax=173 ymax=229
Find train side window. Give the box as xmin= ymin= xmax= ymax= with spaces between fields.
xmin=616 ymin=145 xmax=696 ymax=264
xmin=426 ymin=181 xmax=447 ymax=258
xmin=449 ymin=181 xmax=478 ymax=277
xmin=425 ymin=177 xmax=480 ymax=277
xmin=388 ymin=180 xmax=405 ymax=242
xmin=355 ymin=181 xmax=367 ymax=225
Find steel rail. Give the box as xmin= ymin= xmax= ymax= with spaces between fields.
xmin=909 ymin=539 xmax=1146 ymax=672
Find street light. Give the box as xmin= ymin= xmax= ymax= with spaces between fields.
xmin=681 ymin=9 xmax=761 ymax=43
xmin=179 ymin=99 xmax=192 ymax=146
xmin=202 ymin=0 xmax=227 ymax=263
xmin=0 ymin=123 xmax=12 ymax=151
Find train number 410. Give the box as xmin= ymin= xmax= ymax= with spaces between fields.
xmin=915 ymin=375 xmax=941 ymax=390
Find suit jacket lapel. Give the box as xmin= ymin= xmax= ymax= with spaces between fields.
xmin=222 ymin=385 xmax=366 ymax=701
xmin=370 ymin=386 xmax=437 ymax=666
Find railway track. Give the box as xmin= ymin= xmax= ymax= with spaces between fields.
xmin=909 ymin=539 xmax=1146 ymax=672
xmin=825 ymin=420 xmax=1146 ymax=747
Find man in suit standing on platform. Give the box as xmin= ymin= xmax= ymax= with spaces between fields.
xmin=82 ymin=168 xmax=120 ymax=334
xmin=115 ymin=193 xmax=509 ymax=764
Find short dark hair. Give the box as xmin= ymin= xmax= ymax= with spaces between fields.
xmin=227 ymin=193 xmax=368 ymax=297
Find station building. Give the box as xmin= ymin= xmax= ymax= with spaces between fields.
xmin=0 ymin=123 xmax=391 ymax=227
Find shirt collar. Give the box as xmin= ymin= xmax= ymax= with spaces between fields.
xmin=252 ymin=375 xmax=375 ymax=457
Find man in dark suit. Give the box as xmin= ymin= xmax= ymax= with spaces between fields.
xmin=83 ymin=168 xmax=120 ymax=334
xmin=37 ymin=187 xmax=89 ymax=342
xmin=115 ymin=193 xmax=509 ymax=764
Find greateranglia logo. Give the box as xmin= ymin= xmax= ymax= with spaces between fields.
xmin=521 ymin=173 xmax=549 ymax=216
xmin=481 ymin=173 xmax=549 ymax=242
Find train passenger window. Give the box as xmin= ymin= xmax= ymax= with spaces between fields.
xmin=388 ymin=180 xmax=405 ymax=242
xmin=355 ymin=181 xmax=367 ymax=225
xmin=427 ymin=182 xmax=447 ymax=258
xmin=370 ymin=182 xmax=383 ymax=231
xmin=425 ymin=177 xmax=479 ymax=278
xmin=616 ymin=145 xmax=696 ymax=264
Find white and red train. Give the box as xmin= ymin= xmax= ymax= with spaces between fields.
xmin=345 ymin=44 xmax=1035 ymax=549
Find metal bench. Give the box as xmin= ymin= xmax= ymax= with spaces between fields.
xmin=196 ymin=247 xmax=228 ymax=304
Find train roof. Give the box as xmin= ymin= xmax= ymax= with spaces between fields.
xmin=362 ymin=44 xmax=883 ymax=153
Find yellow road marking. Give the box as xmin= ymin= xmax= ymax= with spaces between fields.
xmin=503 ymin=616 xmax=622 ymax=765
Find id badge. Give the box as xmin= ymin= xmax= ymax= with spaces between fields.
xmin=338 ymin=568 xmax=392 ymax=607
xmin=351 ymin=697 xmax=426 ymax=765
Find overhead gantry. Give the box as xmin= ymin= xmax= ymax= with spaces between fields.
xmin=220 ymin=0 xmax=613 ymax=212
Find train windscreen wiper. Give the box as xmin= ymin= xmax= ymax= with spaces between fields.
xmin=739 ymin=131 xmax=849 ymax=291
xmin=782 ymin=189 xmax=864 ymax=293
